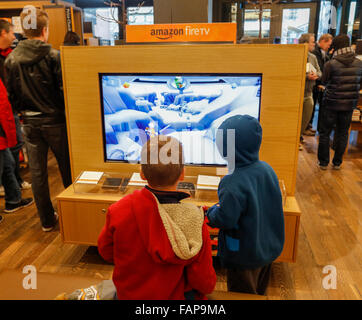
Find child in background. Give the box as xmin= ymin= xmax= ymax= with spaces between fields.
xmin=206 ymin=115 xmax=285 ymax=295
xmin=98 ymin=135 xmax=216 ymax=300
xmin=0 ymin=78 xmax=33 ymax=216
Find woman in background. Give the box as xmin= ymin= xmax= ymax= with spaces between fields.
xmin=63 ymin=31 xmax=81 ymax=46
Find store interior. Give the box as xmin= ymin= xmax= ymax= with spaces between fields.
xmin=0 ymin=0 xmax=361 ymax=301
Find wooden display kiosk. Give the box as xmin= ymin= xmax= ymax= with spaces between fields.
xmin=57 ymin=44 xmax=307 ymax=263
xmin=0 ymin=1 xmax=83 ymax=50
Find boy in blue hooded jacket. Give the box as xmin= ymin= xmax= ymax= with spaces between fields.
xmin=206 ymin=115 xmax=285 ymax=295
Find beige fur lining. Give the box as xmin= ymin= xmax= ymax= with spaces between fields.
xmin=153 ymin=195 xmax=204 ymax=260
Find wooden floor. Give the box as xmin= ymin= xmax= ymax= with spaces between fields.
xmin=0 ymin=133 xmax=361 ymax=300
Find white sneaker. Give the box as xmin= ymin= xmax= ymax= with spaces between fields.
xmin=42 ymin=212 xmax=59 ymax=232
xmin=21 ymin=181 xmax=32 ymax=190
xmin=0 ymin=186 xmax=4 ymax=197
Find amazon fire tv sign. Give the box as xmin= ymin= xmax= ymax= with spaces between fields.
xmin=126 ymin=23 xmax=236 ymax=44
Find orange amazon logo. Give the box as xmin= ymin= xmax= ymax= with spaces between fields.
xmin=150 ymin=28 xmax=184 ymax=40
xmin=126 ymin=23 xmax=236 ymax=44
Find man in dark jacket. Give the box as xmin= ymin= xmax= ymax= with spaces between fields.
xmin=5 ymin=9 xmax=72 ymax=231
xmin=318 ymin=34 xmax=362 ymax=170
xmin=308 ymin=33 xmax=333 ymax=134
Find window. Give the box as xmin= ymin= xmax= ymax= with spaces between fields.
xmin=244 ymin=9 xmax=271 ymax=38
xmin=84 ymin=8 xmax=119 ymax=45
xmin=347 ymin=0 xmax=357 ymax=38
xmin=317 ymin=1 xmax=332 ymax=40
xmin=127 ymin=6 xmax=154 ymax=25
xmin=281 ymin=8 xmax=310 ymax=44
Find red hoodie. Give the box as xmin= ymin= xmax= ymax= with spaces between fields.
xmin=0 ymin=78 xmax=16 ymax=150
xmin=98 ymin=187 xmax=216 ymax=300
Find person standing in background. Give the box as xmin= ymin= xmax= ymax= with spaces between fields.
xmin=63 ymin=31 xmax=81 ymax=46
xmin=0 ymin=78 xmax=33 ymax=218
xmin=298 ymin=33 xmax=322 ymax=151
xmin=0 ymin=20 xmax=31 ymax=196
xmin=306 ymin=33 xmax=333 ymax=135
xmin=317 ymin=34 xmax=362 ymax=170
xmin=5 ymin=9 xmax=72 ymax=232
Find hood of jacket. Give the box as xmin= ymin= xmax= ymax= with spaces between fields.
xmin=11 ymin=39 xmax=51 ymax=65
xmin=132 ymin=188 xmax=204 ymax=264
xmin=0 ymin=47 xmax=12 ymax=58
xmin=334 ymin=51 xmax=356 ymax=66
xmin=216 ymin=114 xmax=262 ymax=167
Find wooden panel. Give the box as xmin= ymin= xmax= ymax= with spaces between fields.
xmin=59 ymin=200 xmax=109 ymax=245
xmin=153 ymin=0 xmax=172 ymax=24
xmin=171 ymin=0 xmax=209 ymax=23
xmin=154 ymin=0 xmax=209 ymax=24
xmin=72 ymin=9 xmax=83 ymax=44
xmin=275 ymin=215 xmax=299 ymax=263
xmin=61 ymin=44 xmax=307 ymax=196
xmin=45 ymin=7 xmax=67 ymax=50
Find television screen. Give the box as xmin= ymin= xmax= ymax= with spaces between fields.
xmin=100 ymin=73 xmax=262 ymax=165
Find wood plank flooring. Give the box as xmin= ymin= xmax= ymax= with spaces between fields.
xmin=0 ymin=134 xmax=361 ymax=300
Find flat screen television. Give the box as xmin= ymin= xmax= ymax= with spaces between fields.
xmin=99 ymin=73 xmax=262 ymax=166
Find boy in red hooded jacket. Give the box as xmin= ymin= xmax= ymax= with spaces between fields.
xmin=98 ymin=135 xmax=216 ymax=300
xmin=0 ymin=79 xmax=33 ymax=221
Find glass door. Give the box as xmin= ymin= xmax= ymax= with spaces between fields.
xmin=277 ymin=3 xmax=317 ymax=44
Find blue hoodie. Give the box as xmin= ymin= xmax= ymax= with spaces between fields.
xmin=207 ymin=115 xmax=285 ymax=269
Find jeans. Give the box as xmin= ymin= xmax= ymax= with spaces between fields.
xmin=312 ymin=87 xmax=324 ymax=131
xmin=22 ymin=119 xmax=72 ymax=228
xmin=0 ymin=149 xmax=22 ymax=205
xmin=10 ymin=114 xmax=25 ymax=186
xmin=317 ymin=109 xmax=353 ymax=166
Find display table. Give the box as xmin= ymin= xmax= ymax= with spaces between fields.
xmin=56 ymin=180 xmax=301 ymax=263
xmin=347 ymin=121 xmax=362 ymax=151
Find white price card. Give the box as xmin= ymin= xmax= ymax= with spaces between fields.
xmin=128 ymin=173 xmax=148 ymax=186
xmin=196 ymin=175 xmax=221 ymax=190
xmin=76 ymin=171 xmax=104 ymax=184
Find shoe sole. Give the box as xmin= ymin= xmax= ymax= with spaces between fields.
xmin=42 ymin=226 xmax=54 ymax=232
xmin=4 ymin=199 xmax=34 ymax=213
xmin=42 ymin=213 xmax=59 ymax=232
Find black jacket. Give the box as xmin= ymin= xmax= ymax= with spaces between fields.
xmin=312 ymin=44 xmax=330 ymax=86
xmin=4 ymin=39 xmax=65 ymax=118
xmin=322 ymin=49 xmax=362 ymax=111
xmin=0 ymin=55 xmax=6 ymax=84
xmin=312 ymin=44 xmax=331 ymax=72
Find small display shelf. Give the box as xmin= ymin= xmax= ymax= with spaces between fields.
xmin=73 ymin=171 xmax=128 ymax=195
xmin=73 ymin=171 xmax=220 ymax=204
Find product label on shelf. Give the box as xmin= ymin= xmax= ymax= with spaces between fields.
xmin=76 ymin=171 xmax=104 ymax=184
xmin=128 ymin=173 xmax=147 ymax=187
xmin=196 ymin=175 xmax=220 ymax=190
xmin=126 ymin=23 xmax=237 ymax=44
